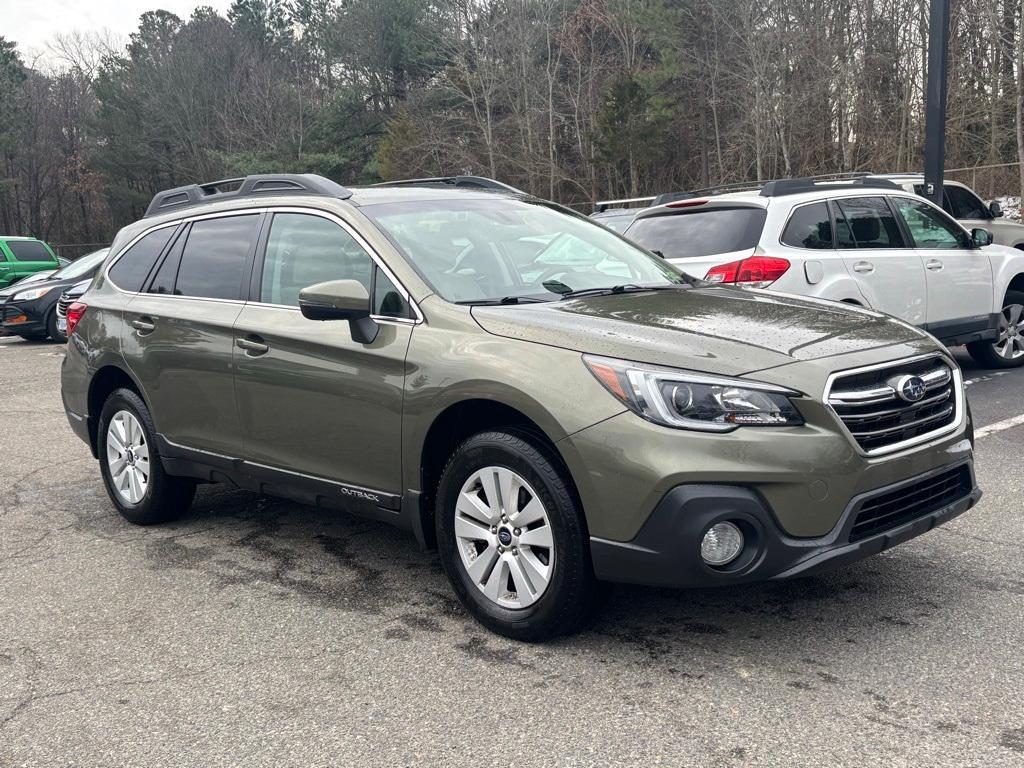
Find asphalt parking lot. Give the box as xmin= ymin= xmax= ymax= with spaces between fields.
xmin=1 ymin=335 xmax=1022 ymax=767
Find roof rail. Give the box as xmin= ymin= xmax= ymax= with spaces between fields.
xmin=759 ymin=177 xmax=900 ymax=197
xmin=593 ymin=196 xmax=657 ymax=213
xmin=650 ymin=172 xmax=879 ymax=206
xmin=372 ymin=176 xmax=524 ymax=194
xmin=143 ymin=174 xmax=354 ymax=218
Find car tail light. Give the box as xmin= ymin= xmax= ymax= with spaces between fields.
xmin=66 ymin=302 xmax=87 ymax=336
xmin=705 ymin=256 xmax=790 ymax=288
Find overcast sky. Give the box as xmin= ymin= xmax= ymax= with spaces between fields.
xmin=3 ymin=0 xmax=231 ymax=65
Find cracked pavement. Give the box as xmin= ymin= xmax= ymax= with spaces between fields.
xmin=1 ymin=336 xmax=1023 ymax=766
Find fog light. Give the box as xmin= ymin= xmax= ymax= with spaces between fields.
xmin=701 ymin=522 xmax=744 ymax=566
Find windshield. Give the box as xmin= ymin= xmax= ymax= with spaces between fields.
xmin=592 ymin=212 xmax=636 ymax=233
xmin=362 ymin=198 xmax=685 ymax=303
xmin=627 ymin=207 xmax=767 ymax=259
xmin=53 ymin=249 xmax=109 ymax=280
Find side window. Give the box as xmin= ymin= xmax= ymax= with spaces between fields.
xmin=259 ymin=213 xmax=373 ymax=306
xmin=373 ymin=266 xmax=412 ymax=318
xmin=781 ymin=202 xmax=833 ymax=249
xmin=892 ymin=197 xmax=969 ymax=249
xmin=175 ymin=215 xmax=260 ymax=300
xmin=147 ymin=225 xmax=189 ymax=295
xmin=8 ymin=240 xmax=55 ymax=262
xmin=108 ymin=227 xmax=176 ymax=292
xmin=833 ymin=197 xmax=906 ymax=249
xmin=944 ymin=186 xmax=990 ymax=220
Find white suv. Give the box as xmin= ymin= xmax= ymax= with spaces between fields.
xmin=624 ymin=178 xmax=1024 ymax=368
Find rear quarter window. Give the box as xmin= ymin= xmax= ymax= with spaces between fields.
xmin=108 ymin=226 xmax=177 ymax=292
xmin=781 ymin=202 xmax=833 ymax=249
xmin=627 ymin=207 xmax=767 ymax=259
xmin=7 ymin=241 xmax=55 ymax=262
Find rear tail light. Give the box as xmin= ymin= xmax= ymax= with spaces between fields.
xmin=66 ymin=302 xmax=87 ymax=337
xmin=705 ymin=256 xmax=790 ymax=288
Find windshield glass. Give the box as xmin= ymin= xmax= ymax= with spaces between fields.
xmin=53 ymin=249 xmax=109 ymax=280
xmin=627 ymin=207 xmax=767 ymax=259
xmin=362 ymin=198 xmax=684 ymax=303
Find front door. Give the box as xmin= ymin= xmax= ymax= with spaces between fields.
xmin=889 ymin=196 xmax=993 ymax=339
xmin=232 ymin=210 xmax=414 ymax=496
xmin=121 ymin=213 xmax=262 ymax=456
xmin=832 ymin=196 xmax=927 ymax=325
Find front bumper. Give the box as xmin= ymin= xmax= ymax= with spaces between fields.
xmin=590 ymin=458 xmax=980 ymax=588
xmin=1 ymin=297 xmax=47 ymax=334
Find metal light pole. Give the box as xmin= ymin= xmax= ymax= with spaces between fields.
xmin=923 ymin=0 xmax=950 ymax=206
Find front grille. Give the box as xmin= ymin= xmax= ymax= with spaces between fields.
xmin=849 ymin=465 xmax=972 ymax=542
xmin=56 ymin=292 xmax=72 ymax=319
xmin=827 ymin=356 xmax=959 ymax=453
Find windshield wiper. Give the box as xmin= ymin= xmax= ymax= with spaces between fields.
xmin=455 ymin=296 xmax=549 ymax=306
xmin=546 ymin=283 xmax=690 ymax=300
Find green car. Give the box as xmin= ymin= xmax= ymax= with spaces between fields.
xmin=60 ymin=174 xmax=980 ymax=640
xmin=0 ymin=237 xmax=60 ymax=288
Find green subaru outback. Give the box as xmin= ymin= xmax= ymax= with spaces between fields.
xmin=0 ymin=236 xmax=60 ymax=288
xmin=60 ymin=174 xmax=980 ymax=639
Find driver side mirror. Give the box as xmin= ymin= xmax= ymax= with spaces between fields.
xmin=989 ymin=201 xmax=1003 ymax=219
xmin=971 ymin=228 xmax=993 ymax=248
xmin=299 ymin=279 xmax=378 ymax=344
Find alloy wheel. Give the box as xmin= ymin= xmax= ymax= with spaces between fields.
xmin=993 ymin=303 xmax=1024 ymax=360
xmin=106 ymin=410 xmax=150 ymax=504
xmin=454 ymin=466 xmax=555 ymax=609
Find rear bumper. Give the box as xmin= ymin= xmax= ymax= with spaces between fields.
xmin=590 ymin=458 xmax=980 ymax=588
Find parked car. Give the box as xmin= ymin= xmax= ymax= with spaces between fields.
xmin=868 ymin=174 xmax=1024 ymax=249
xmin=55 ymin=278 xmax=94 ymax=338
xmin=590 ymin=197 xmax=656 ymax=232
xmin=0 ymin=248 xmax=108 ymax=341
xmin=61 ymin=174 xmax=979 ymax=639
xmin=0 ymin=237 xmax=60 ymax=288
xmin=625 ymin=177 xmax=1024 ymax=368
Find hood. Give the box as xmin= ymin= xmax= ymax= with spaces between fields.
xmin=471 ymin=286 xmax=931 ymax=377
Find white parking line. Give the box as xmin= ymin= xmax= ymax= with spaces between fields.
xmin=963 ymin=371 xmax=1008 ymax=386
xmin=975 ymin=414 xmax=1024 ymax=439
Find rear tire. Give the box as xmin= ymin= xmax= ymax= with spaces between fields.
xmin=436 ymin=430 xmax=600 ymax=641
xmin=97 ymin=388 xmax=196 ymax=525
xmin=967 ymin=290 xmax=1024 ymax=368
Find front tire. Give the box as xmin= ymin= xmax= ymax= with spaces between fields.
xmin=97 ymin=388 xmax=196 ymax=525
xmin=436 ymin=430 xmax=600 ymax=641
xmin=46 ymin=308 xmax=65 ymax=343
xmin=967 ymin=290 xmax=1024 ymax=368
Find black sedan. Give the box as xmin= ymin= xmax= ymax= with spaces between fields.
xmin=0 ymin=249 xmax=107 ymax=342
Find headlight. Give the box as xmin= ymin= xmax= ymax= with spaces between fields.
xmin=583 ymin=354 xmax=804 ymax=431
xmin=11 ymin=285 xmax=55 ymax=302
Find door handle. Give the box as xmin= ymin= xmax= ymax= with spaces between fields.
xmin=925 ymin=259 xmax=944 ymax=272
xmin=236 ymin=336 xmax=269 ymax=356
xmin=131 ymin=317 xmax=156 ymax=333
xmin=852 ymin=261 xmax=874 ymax=274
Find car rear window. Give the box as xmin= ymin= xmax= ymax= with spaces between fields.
xmin=174 ymin=215 xmax=260 ymax=300
xmin=626 ymin=207 xmax=766 ymax=259
xmin=7 ymin=240 xmax=54 ymax=262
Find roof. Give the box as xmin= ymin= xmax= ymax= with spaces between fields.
xmin=0 ymin=236 xmax=45 ymax=242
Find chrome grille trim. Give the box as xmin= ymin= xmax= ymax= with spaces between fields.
xmin=823 ymin=354 xmax=964 ymax=456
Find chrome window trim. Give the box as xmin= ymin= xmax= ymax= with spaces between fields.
xmin=822 ymin=352 xmax=964 ymax=458
xmin=102 ymin=205 xmax=424 ymax=323
xmin=242 ymin=301 xmax=418 ymax=326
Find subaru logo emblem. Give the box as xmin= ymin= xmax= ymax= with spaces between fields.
xmin=895 ymin=375 xmax=926 ymax=403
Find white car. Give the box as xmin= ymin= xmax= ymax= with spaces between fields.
xmin=868 ymin=174 xmax=1024 ymax=250
xmin=624 ymin=177 xmax=1024 ymax=368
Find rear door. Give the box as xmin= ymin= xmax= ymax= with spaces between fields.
xmin=232 ymin=209 xmax=413 ymax=496
xmin=833 ymin=196 xmax=927 ymax=324
xmin=889 ymin=195 xmax=992 ymax=338
xmin=120 ymin=212 xmax=262 ymax=457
